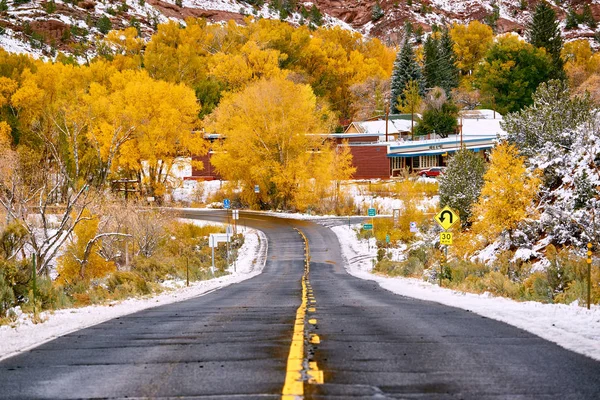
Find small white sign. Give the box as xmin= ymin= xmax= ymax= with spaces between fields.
xmin=409 ymin=222 xmax=418 ymax=233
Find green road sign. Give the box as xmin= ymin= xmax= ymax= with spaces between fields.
xmin=363 ymin=224 xmax=373 ymax=230
xmin=368 ymin=208 xmax=376 ymax=217
xmin=385 ymin=234 xmax=390 ymax=243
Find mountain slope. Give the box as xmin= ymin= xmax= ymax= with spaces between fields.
xmin=0 ymin=0 xmax=599 ymax=59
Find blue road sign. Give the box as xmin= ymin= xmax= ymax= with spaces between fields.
xmin=254 ymin=185 xmax=260 ymax=193
xmin=223 ymin=198 xmax=230 ymax=209
xmin=368 ymin=208 xmax=376 ymax=217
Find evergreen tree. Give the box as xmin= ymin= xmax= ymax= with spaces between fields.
xmin=423 ymin=35 xmax=439 ymax=91
xmin=0 ymin=0 xmax=8 ymax=12
xmin=526 ymin=1 xmax=565 ymax=80
xmin=96 ymin=15 xmax=112 ymax=34
xmin=372 ymin=2 xmax=384 ymax=21
xmin=565 ymin=8 xmax=579 ymax=30
xmin=309 ymin=5 xmax=323 ymax=27
xmin=390 ymin=36 xmax=424 ymax=113
xmin=582 ymin=4 xmax=597 ymax=29
xmin=423 ymin=30 xmax=459 ymax=97
xmin=438 ymin=28 xmax=459 ymax=95
xmin=439 ymin=148 xmax=486 ymax=227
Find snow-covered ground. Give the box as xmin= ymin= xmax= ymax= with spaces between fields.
xmin=0 ymin=227 xmax=267 ymax=362
xmin=331 ymin=223 xmax=600 ymax=362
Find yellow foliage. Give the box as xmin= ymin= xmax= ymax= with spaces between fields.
xmin=471 ymin=142 xmax=541 ymax=240
xmin=450 ymin=21 xmax=494 ymax=74
xmin=208 ymin=76 xmax=346 ymax=210
xmin=57 ymin=210 xmax=116 ymax=285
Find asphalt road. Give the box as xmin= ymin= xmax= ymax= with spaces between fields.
xmin=0 ymin=210 xmax=599 ymax=399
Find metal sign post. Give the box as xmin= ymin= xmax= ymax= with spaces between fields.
xmin=434 ymin=206 xmax=459 ymax=287
xmin=588 ymin=242 xmax=593 ymax=310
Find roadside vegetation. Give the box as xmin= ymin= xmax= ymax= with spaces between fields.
xmin=0 ymin=204 xmax=242 ymax=325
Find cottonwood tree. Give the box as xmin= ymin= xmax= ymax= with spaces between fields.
xmin=475 ymin=34 xmax=554 ymax=114
xmin=449 ymin=21 xmax=493 ymax=76
xmin=208 ymin=76 xmax=353 ymax=211
xmin=471 ymin=142 xmax=541 ymax=242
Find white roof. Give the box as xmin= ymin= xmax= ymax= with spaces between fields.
xmin=461 ymin=109 xmax=502 ymax=120
xmin=349 ymin=119 xmax=415 ymax=134
xmin=460 ymin=118 xmax=505 ymax=137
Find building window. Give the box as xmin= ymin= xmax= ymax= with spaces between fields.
xmin=391 ymin=157 xmax=405 ymax=171
xmin=419 ymin=155 xmax=438 ymax=168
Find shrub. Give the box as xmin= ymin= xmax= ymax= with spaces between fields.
xmin=132 ymin=256 xmax=174 ymax=282
xmin=483 ymin=271 xmax=521 ymax=298
xmin=107 ymin=271 xmax=150 ymax=297
xmin=0 ymin=272 xmax=15 ymax=318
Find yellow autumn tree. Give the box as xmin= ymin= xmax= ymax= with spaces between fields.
xmin=208 ymin=76 xmax=350 ymax=211
xmin=109 ymin=70 xmax=207 ymax=198
xmin=56 ymin=209 xmax=116 ymax=285
xmin=471 ymin=142 xmax=541 ymax=241
xmin=450 ymin=21 xmax=494 ymax=75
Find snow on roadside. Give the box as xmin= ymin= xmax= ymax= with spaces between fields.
xmin=331 ymin=224 xmax=600 ymax=361
xmin=0 ymin=227 xmax=267 ymax=362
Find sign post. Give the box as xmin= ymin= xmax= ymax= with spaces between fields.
xmin=434 ymin=206 xmax=459 ymax=287
xmin=588 ymin=242 xmax=593 ymax=310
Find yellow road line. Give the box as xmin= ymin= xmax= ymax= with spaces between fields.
xmin=281 ymin=228 xmax=324 ymax=399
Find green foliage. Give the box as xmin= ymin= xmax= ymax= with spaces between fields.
xmin=423 ymin=30 xmax=459 ymax=97
xmin=565 ymin=8 xmax=579 ymax=30
xmin=97 ymin=15 xmax=112 ymax=35
xmin=526 ymin=1 xmax=565 ymax=80
xmin=309 ymin=5 xmax=323 ymax=27
xmin=195 ymin=79 xmax=223 ymax=118
xmin=574 ymin=171 xmax=597 ymax=210
xmin=106 ymin=271 xmax=151 ymax=298
xmin=581 ymin=4 xmax=597 ymax=29
xmin=475 ymin=35 xmax=554 ymax=114
xmin=44 ymin=0 xmax=56 ymax=14
xmin=391 ymin=36 xmax=424 ymax=112
xmin=0 ymin=221 xmax=28 ymax=260
xmin=175 ymin=0 xmax=182 ymax=7
xmin=484 ymin=1 xmax=500 ymax=30
xmin=439 ymin=148 xmax=486 ymax=226
xmin=503 ymin=80 xmax=593 ymax=158
xmin=0 ymin=0 xmax=8 ymax=12
xmin=414 ymin=97 xmax=458 ymax=137
xmin=372 ymin=2 xmax=384 ymax=21
xmin=519 ymin=0 xmax=527 ymax=11
xmin=0 ymin=272 xmax=15 ymax=318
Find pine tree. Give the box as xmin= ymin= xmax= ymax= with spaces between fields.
xmin=565 ymin=8 xmax=579 ymax=30
xmin=423 ymin=35 xmax=439 ymax=91
xmin=96 ymin=15 xmax=112 ymax=34
xmin=582 ymin=4 xmax=597 ymax=29
xmin=439 ymin=148 xmax=486 ymax=227
xmin=0 ymin=0 xmax=8 ymax=12
xmin=526 ymin=1 xmax=565 ymax=80
xmin=438 ymin=28 xmax=459 ymax=96
xmin=390 ymin=36 xmax=424 ymax=113
xmin=372 ymin=2 xmax=384 ymax=21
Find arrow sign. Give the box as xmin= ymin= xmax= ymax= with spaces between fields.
xmin=434 ymin=206 xmax=459 ymax=230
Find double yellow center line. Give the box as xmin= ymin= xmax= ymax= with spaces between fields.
xmin=282 ymin=229 xmax=323 ymax=399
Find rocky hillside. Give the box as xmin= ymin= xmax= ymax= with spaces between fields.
xmin=1 ymin=0 xmax=600 ymax=59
